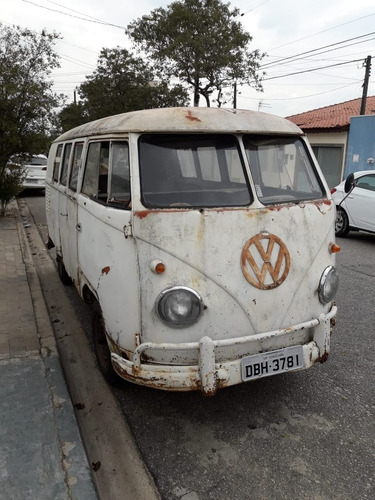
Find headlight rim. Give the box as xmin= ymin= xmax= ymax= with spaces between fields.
xmin=155 ymin=286 xmax=204 ymax=329
xmin=318 ymin=265 xmax=339 ymax=304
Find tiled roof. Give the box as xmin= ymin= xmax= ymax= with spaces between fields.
xmin=286 ymin=96 xmax=375 ymax=131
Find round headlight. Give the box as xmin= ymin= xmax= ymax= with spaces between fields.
xmin=156 ymin=286 xmax=204 ymax=328
xmin=318 ymin=266 xmax=339 ymax=304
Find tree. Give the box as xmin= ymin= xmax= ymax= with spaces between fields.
xmin=127 ymin=0 xmax=265 ymax=107
xmin=77 ymin=47 xmax=189 ymax=122
xmin=0 ymin=23 xmax=63 ymax=211
xmin=58 ymin=101 xmax=89 ymax=133
xmin=0 ymin=24 xmax=63 ymax=170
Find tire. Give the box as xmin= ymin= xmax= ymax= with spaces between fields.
xmin=92 ymin=303 xmax=119 ymax=385
xmin=57 ymin=258 xmax=72 ymax=285
xmin=335 ymin=207 xmax=350 ymax=237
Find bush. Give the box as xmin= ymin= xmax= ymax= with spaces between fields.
xmin=0 ymin=166 xmax=25 ymax=216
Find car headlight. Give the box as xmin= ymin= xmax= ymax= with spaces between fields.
xmin=155 ymin=286 xmax=204 ymax=328
xmin=318 ymin=266 xmax=339 ymax=304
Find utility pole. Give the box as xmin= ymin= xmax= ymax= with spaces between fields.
xmin=233 ymin=81 xmax=237 ymax=109
xmin=360 ymin=55 xmax=371 ymax=115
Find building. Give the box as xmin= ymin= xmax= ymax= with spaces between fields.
xmin=286 ymin=96 xmax=375 ymax=188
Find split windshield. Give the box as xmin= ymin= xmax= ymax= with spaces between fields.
xmin=243 ymin=135 xmax=325 ymax=205
xmin=139 ymin=134 xmax=324 ymax=208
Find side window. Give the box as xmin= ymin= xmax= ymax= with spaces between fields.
xmin=53 ymin=144 xmax=63 ymax=181
xmin=81 ymin=142 xmax=109 ymax=199
xmin=82 ymin=142 xmax=100 ymax=197
xmin=98 ymin=143 xmax=110 ymax=199
xmin=60 ymin=143 xmax=72 ymax=186
xmin=356 ymin=174 xmax=375 ymax=191
xmin=109 ymin=142 xmax=130 ymax=205
xmin=69 ymin=142 xmax=84 ymax=192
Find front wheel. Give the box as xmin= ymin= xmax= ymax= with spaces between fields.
xmin=92 ymin=303 xmax=119 ymax=385
xmin=335 ymin=207 xmax=350 ymax=237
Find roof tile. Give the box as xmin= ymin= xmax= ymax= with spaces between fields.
xmin=286 ymin=96 xmax=375 ymax=130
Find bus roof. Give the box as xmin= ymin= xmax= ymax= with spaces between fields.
xmin=55 ymin=107 xmax=303 ymax=142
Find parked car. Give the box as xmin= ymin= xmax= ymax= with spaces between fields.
xmin=22 ymin=154 xmax=48 ymax=190
xmin=331 ymin=170 xmax=375 ymax=236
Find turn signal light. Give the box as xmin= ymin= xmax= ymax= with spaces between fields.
xmin=330 ymin=243 xmax=341 ymax=254
xmin=150 ymin=260 xmax=166 ymax=274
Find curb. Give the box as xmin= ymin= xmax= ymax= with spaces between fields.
xmin=15 ymin=200 xmax=98 ymax=499
xmin=17 ymin=198 xmax=160 ymax=500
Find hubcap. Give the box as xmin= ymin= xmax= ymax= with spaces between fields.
xmin=335 ymin=212 xmax=344 ymax=232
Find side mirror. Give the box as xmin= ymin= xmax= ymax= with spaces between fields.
xmin=344 ymin=173 xmax=355 ymax=193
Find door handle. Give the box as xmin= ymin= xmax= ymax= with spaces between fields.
xmin=76 ymin=223 xmax=82 ymax=232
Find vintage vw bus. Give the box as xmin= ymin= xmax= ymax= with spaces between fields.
xmin=45 ymin=107 xmax=339 ymax=395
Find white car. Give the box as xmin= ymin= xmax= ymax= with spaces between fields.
xmin=331 ymin=170 xmax=375 ymax=236
xmin=22 ymin=154 xmax=48 ymax=189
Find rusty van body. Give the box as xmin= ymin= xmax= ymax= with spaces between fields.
xmin=45 ymin=107 xmax=338 ymax=396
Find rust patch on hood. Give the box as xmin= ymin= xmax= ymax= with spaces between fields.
xmin=101 ymin=266 xmax=110 ymax=275
xmin=186 ymin=110 xmax=201 ymax=122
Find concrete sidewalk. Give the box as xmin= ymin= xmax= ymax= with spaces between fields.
xmin=0 ymin=201 xmax=97 ymax=500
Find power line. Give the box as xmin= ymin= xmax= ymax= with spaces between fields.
xmin=45 ymin=0 xmax=108 ymax=25
xmin=266 ymin=12 xmax=375 ymax=52
xmin=239 ymin=82 xmax=359 ymax=102
xmin=240 ymin=0 xmax=271 ymax=17
xmin=261 ymin=32 xmax=375 ymax=69
xmin=262 ymin=58 xmax=365 ymax=82
xmin=21 ymin=0 xmax=126 ymax=30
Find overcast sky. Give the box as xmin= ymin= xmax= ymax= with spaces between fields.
xmin=2 ymin=0 xmax=375 ymax=117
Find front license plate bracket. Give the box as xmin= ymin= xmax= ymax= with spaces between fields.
xmin=241 ymin=345 xmax=304 ymax=381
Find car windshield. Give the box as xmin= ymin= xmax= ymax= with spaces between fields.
xmin=243 ymin=135 xmax=325 ymax=204
xmin=29 ymin=156 xmax=47 ymax=166
xmin=139 ymin=134 xmax=252 ymax=208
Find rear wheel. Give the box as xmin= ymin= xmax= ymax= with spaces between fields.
xmin=335 ymin=207 xmax=350 ymax=237
xmin=57 ymin=258 xmax=72 ymax=285
xmin=92 ymin=303 xmax=119 ymax=385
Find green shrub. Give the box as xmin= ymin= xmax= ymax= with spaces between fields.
xmin=0 ymin=166 xmax=25 ymax=216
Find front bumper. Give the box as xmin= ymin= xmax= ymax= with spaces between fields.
xmin=111 ymin=305 xmax=337 ymax=396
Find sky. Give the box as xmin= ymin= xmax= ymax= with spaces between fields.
xmin=2 ymin=0 xmax=375 ymax=117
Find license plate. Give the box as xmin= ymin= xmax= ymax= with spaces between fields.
xmin=241 ymin=346 xmax=304 ymax=381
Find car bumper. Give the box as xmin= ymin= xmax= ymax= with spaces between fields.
xmin=23 ymin=179 xmax=46 ymax=189
xmin=111 ymin=305 xmax=337 ymax=396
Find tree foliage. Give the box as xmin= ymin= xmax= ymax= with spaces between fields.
xmin=0 ymin=166 xmax=25 ymax=216
xmin=75 ymin=47 xmax=189 ymax=124
xmin=0 ymin=23 xmax=63 ymax=213
xmin=127 ymin=0 xmax=265 ymax=107
xmin=58 ymin=101 xmax=89 ymax=133
xmin=0 ymin=23 xmax=63 ymax=174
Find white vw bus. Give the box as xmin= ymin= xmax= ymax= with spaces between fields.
xmin=45 ymin=107 xmax=339 ymax=396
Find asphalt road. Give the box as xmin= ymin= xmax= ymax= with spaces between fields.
xmin=22 ymin=191 xmax=375 ymax=500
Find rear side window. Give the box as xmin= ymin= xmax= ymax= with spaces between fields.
xmin=139 ymin=134 xmax=252 ymax=208
xmin=53 ymin=144 xmax=63 ymax=181
xmin=243 ymin=135 xmax=325 ymax=204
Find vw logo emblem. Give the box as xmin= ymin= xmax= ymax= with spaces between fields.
xmin=241 ymin=233 xmax=290 ymax=290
